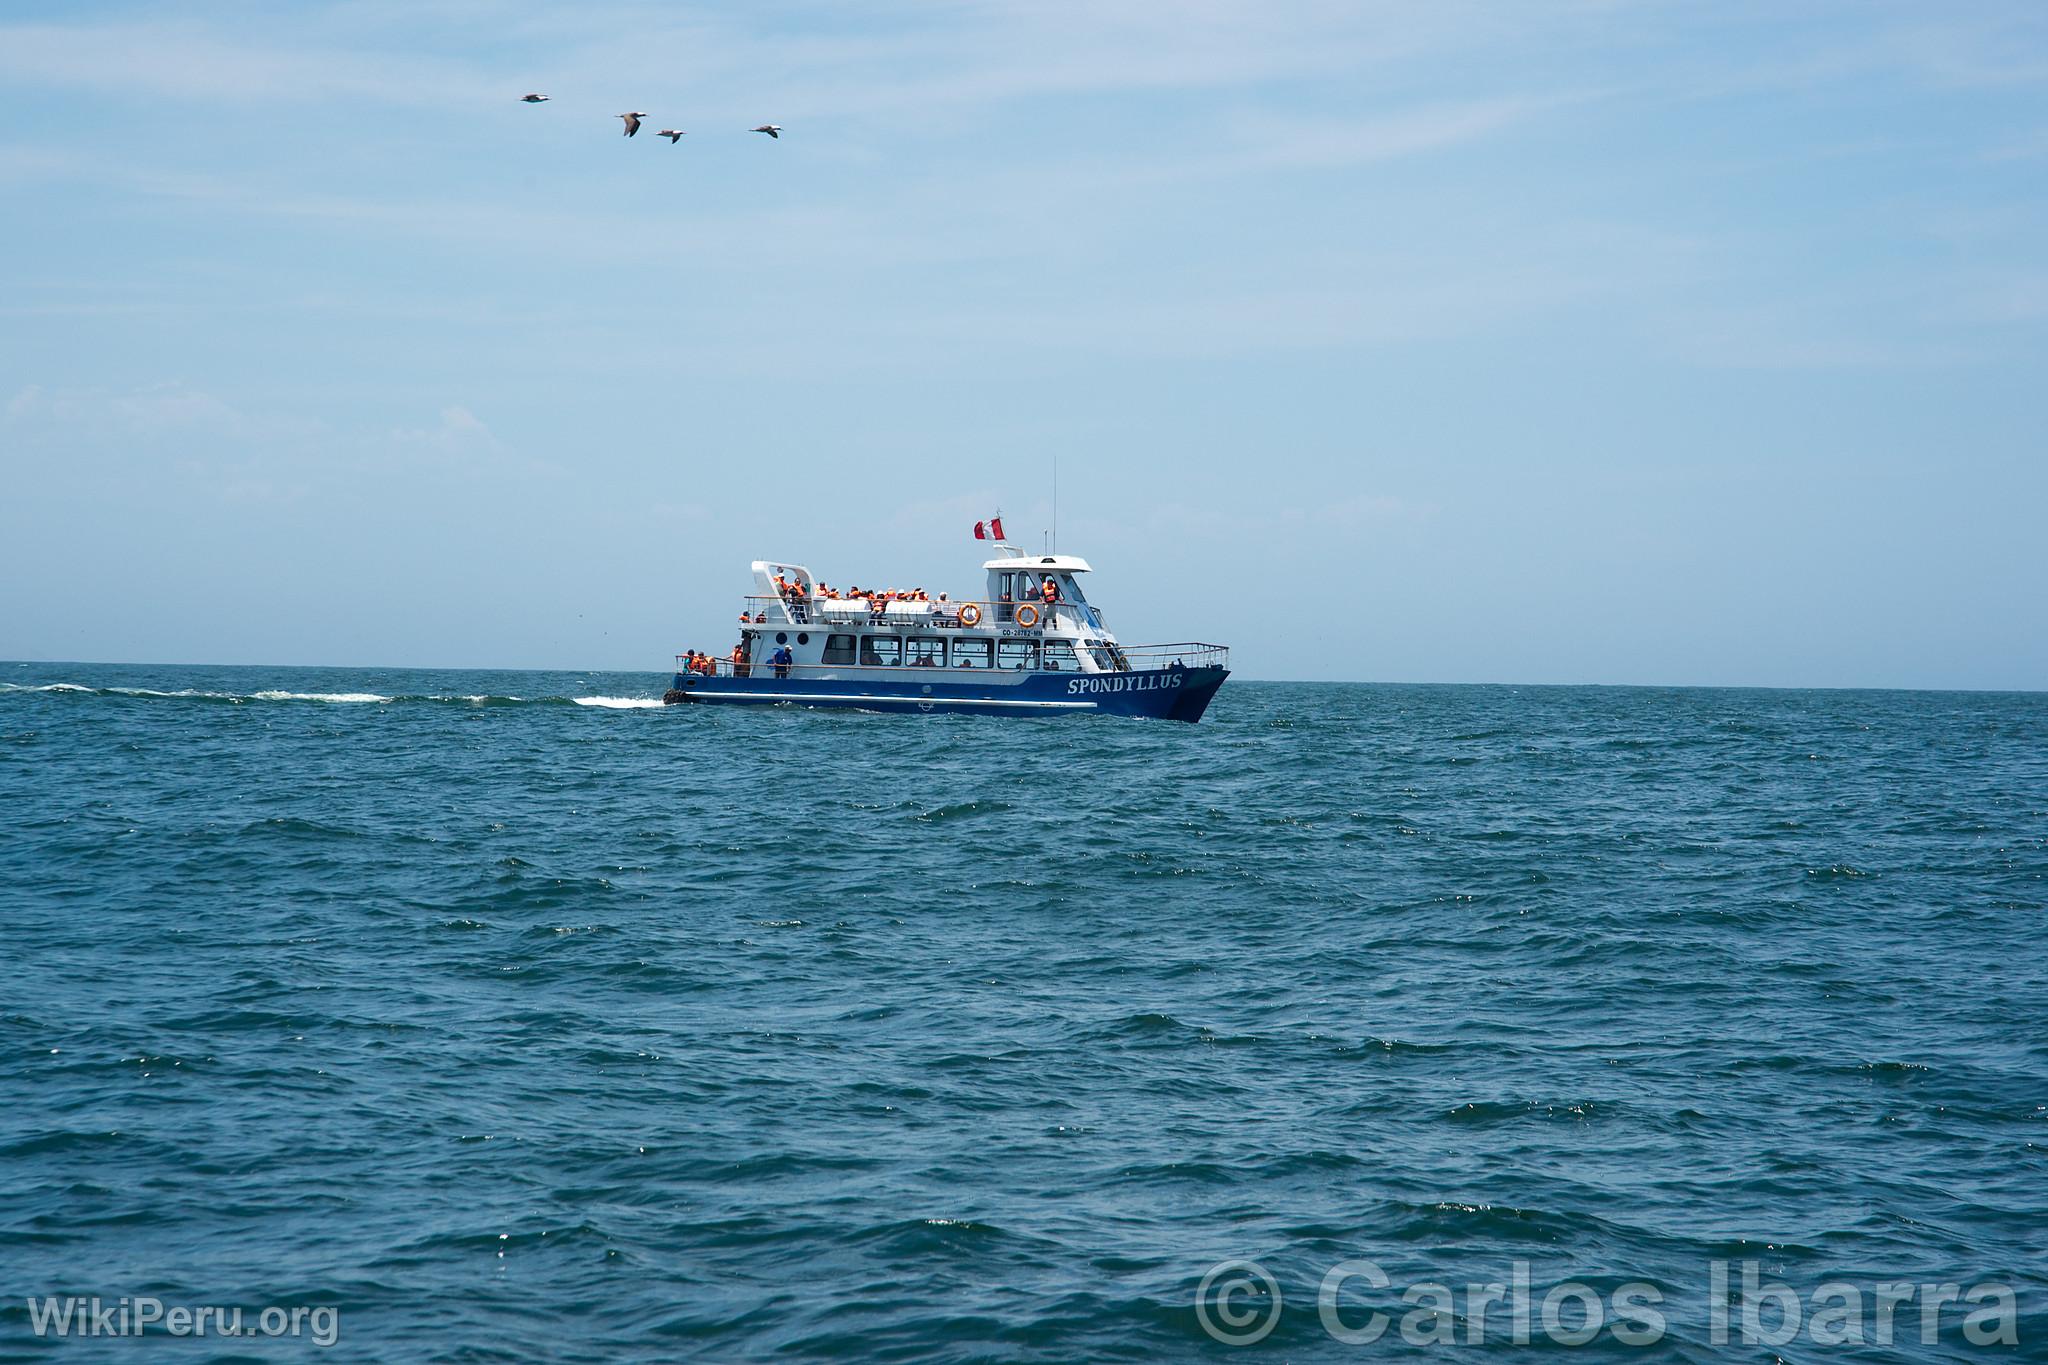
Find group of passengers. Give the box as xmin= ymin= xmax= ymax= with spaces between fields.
xmin=679 ymin=642 xmax=752 ymax=679
xmin=749 ymin=572 xmax=1063 ymax=628
xmin=769 ymin=574 xmax=952 ymax=625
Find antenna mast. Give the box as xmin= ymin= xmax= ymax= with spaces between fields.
xmin=1053 ymin=453 xmax=1059 ymax=553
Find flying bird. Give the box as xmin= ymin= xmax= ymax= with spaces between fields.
xmin=657 ymin=129 xmax=685 ymax=143
xmin=520 ymin=93 xmax=550 ymax=103
xmin=751 ymin=125 xmax=783 ymax=139
xmin=619 ymin=112 xmax=647 ymax=137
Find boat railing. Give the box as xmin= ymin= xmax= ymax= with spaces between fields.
xmin=1109 ymin=643 xmax=1230 ymax=670
xmin=673 ymin=641 xmax=1227 ymax=680
xmin=674 ymin=656 xmax=1071 ymax=680
xmin=737 ymin=594 xmax=1090 ymax=631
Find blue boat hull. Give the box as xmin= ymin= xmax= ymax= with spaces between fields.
xmin=664 ymin=664 xmax=1228 ymax=722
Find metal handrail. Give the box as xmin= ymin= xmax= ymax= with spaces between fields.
xmin=672 ymin=641 xmax=1227 ymax=680
xmin=1112 ymin=642 xmax=1230 ymax=668
xmin=673 ymin=657 xmax=1068 ymax=679
xmin=738 ymin=593 xmax=1083 ymax=629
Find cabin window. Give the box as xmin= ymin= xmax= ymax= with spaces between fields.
xmin=1089 ymin=645 xmax=1118 ymax=671
xmin=1042 ymin=641 xmax=1077 ymax=672
xmin=952 ymin=638 xmax=992 ymax=669
xmin=822 ymin=634 xmax=856 ymax=665
xmin=906 ymin=640 xmax=945 ymax=669
xmin=999 ymin=639 xmax=1039 ymax=670
xmin=861 ymin=636 xmax=903 ymax=667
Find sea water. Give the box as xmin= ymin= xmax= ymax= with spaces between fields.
xmin=2 ymin=663 xmax=2043 ymax=1359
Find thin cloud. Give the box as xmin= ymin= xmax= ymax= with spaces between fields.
xmin=0 ymin=20 xmax=501 ymax=107
xmin=1219 ymin=96 xmax=1570 ymax=172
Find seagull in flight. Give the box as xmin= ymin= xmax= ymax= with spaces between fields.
xmin=619 ymin=112 xmax=647 ymax=137
xmin=657 ymin=129 xmax=685 ymax=143
xmin=751 ymin=125 xmax=783 ymax=139
xmin=520 ymin=93 xmax=550 ymax=103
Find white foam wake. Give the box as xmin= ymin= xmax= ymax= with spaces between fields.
xmin=4 ymin=682 xmax=395 ymax=702
xmin=4 ymin=682 xmax=665 ymax=709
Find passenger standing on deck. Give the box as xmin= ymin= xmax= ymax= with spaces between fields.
xmin=771 ymin=644 xmax=794 ymax=680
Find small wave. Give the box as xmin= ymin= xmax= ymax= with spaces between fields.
xmin=571 ymin=696 xmax=665 ymax=709
xmin=1807 ymin=864 xmax=1873 ymax=880
xmin=249 ymin=690 xmax=392 ymax=703
xmin=913 ymin=799 xmax=1014 ymax=823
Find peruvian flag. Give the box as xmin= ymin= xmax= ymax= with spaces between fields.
xmin=990 ymin=515 xmax=1005 ymax=540
xmin=973 ymin=515 xmax=1007 ymax=541
xmin=973 ymin=521 xmax=987 ymax=540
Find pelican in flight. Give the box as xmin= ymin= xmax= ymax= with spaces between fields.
xmin=619 ymin=112 xmax=647 ymax=137
xmin=751 ymin=124 xmax=783 ymax=139
xmin=520 ymin=93 xmax=550 ymax=103
xmin=657 ymin=129 xmax=685 ymax=143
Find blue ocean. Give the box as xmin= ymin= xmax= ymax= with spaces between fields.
xmin=3 ymin=663 xmax=2043 ymax=1360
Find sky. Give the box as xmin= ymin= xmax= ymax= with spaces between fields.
xmin=2 ymin=0 xmax=2045 ymax=687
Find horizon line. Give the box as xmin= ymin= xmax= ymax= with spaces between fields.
xmin=5 ymin=659 xmax=2042 ymax=698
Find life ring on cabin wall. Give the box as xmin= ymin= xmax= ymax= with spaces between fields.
xmin=957 ymin=603 xmax=983 ymax=627
xmin=1014 ymin=603 xmax=1041 ymax=628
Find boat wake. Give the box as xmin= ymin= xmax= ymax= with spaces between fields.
xmin=0 ymin=683 xmax=665 ymax=711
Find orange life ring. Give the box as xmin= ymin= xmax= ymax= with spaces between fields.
xmin=1014 ymin=603 xmax=1041 ymax=628
xmin=957 ymin=603 xmax=983 ymax=627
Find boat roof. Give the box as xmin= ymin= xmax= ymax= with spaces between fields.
xmin=981 ymin=553 xmax=1092 ymax=573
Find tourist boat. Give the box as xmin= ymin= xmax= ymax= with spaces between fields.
xmin=663 ymin=547 xmax=1229 ymax=721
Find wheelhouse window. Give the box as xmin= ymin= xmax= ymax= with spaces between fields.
xmin=861 ymin=636 xmax=903 ymax=667
xmin=952 ymin=638 xmax=992 ymax=669
xmin=1089 ymin=645 xmax=1118 ymax=671
xmin=999 ymin=639 xmax=1040 ymax=670
xmin=822 ymin=634 xmax=856 ymax=665
xmin=1041 ymin=640 xmax=1077 ymax=672
xmin=906 ymin=640 xmax=944 ymax=669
